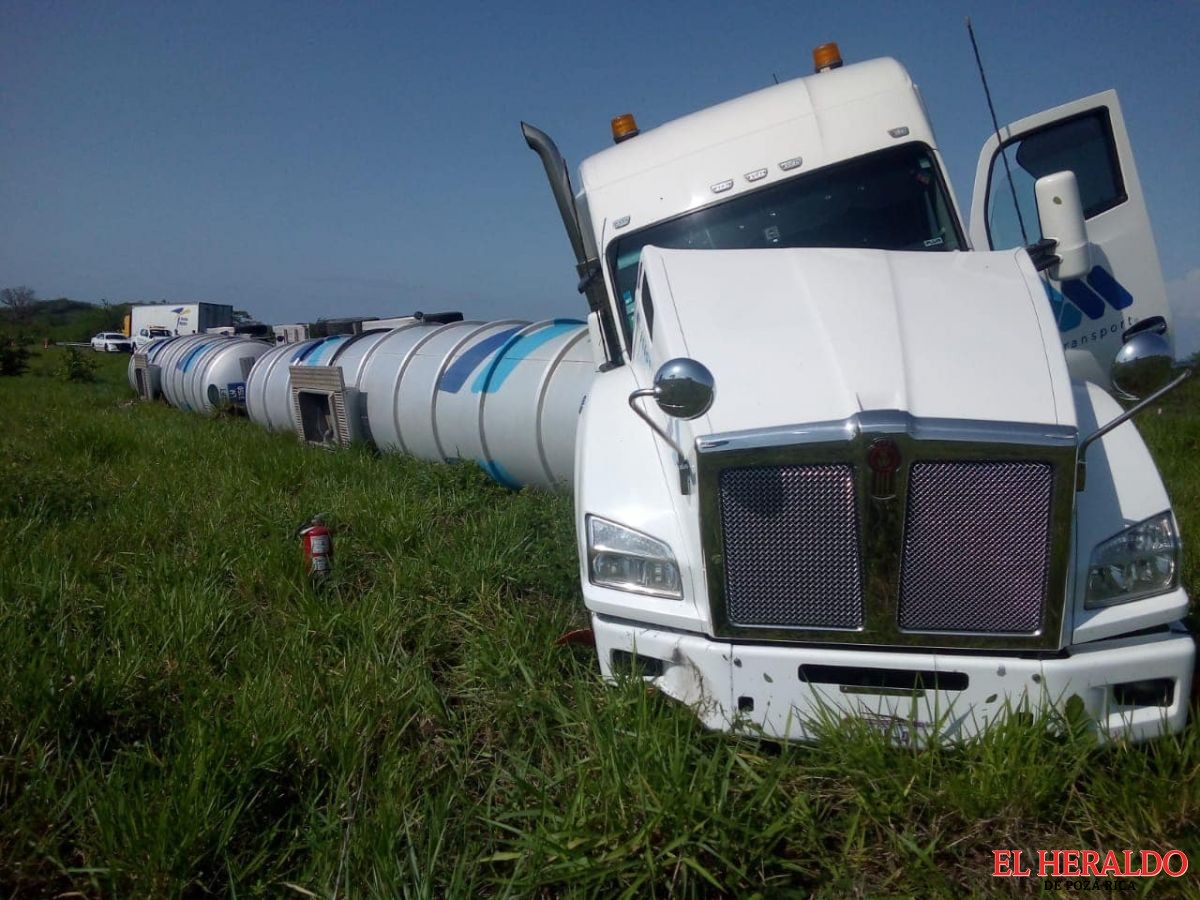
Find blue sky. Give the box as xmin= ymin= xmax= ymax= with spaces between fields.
xmin=2 ymin=1 xmax=1197 ymax=350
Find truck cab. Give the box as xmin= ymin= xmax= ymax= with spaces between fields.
xmin=134 ymin=326 xmax=173 ymax=351
xmin=525 ymin=46 xmax=1192 ymax=742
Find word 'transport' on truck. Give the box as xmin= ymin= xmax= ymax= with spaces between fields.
xmin=522 ymin=42 xmax=1194 ymax=743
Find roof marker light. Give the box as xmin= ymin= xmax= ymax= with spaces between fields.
xmin=779 ymin=157 xmax=804 ymax=171
xmin=745 ymin=168 xmax=768 ymax=182
xmin=613 ymin=215 xmax=631 ymax=229
xmin=710 ymin=179 xmax=734 ymax=194
xmin=812 ymin=42 xmax=843 ymax=73
xmin=888 ymin=126 xmax=910 ymax=138
xmin=611 ymin=113 xmax=640 ymax=144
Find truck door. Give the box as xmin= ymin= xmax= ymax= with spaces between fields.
xmin=968 ymin=91 xmax=1173 ymax=373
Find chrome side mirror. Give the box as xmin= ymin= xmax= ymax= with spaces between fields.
xmin=653 ymin=358 xmax=715 ymax=420
xmin=1077 ymin=328 xmax=1192 ymax=490
xmin=628 ymin=357 xmax=715 ymax=494
xmin=1111 ymin=331 xmax=1174 ymax=401
xmin=1033 ymin=171 xmax=1090 ymax=282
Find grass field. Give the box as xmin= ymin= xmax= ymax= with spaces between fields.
xmin=1 ymin=348 xmax=1197 ymax=896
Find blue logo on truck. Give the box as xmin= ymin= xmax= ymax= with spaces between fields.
xmin=1046 ymin=266 xmax=1133 ymax=332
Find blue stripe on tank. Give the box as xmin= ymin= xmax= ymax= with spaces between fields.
xmin=148 ymin=338 xmax=174 ymax=362
xmin=305 ymin=336 xmax=348 ymax=365
xmin=291 ymin=345 xmax=312 ymax=362
xmin=479 ymin=458 xmax=521 ymax=490
xmin=295 ymin=338 xmax=338 ymax=362
xmin=178 ymin=342 xmax=212 ymax=372
xmin=471 ymin=319 xmax=582 ymax=394
xmin=438 ymin=327 xmax=522 ymax=393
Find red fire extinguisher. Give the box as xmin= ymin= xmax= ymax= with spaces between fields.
xmin=299 ymin=515 xmax=332 ymax=579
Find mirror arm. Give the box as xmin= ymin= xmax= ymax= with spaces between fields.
xmin=1076 ymin=367 xmax=1193 ymax=491
xmin=1121 ymin=315 xmax=1168 ymax=341
xmin=628 ymin=387 xmax=693 ymax=494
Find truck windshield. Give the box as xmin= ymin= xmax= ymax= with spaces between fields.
xmin=609 ymin=142 xmax=963 ymax=326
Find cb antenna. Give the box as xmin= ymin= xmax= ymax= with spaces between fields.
xmin=966 ymin=18 xmax=1028 ymax=246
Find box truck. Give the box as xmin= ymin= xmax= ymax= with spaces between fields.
xmin=522 ymin=43 xmax=1193 ymax=742
xmin=127 ymin=303 xmax=234 ymax=348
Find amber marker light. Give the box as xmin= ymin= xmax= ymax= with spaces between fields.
xmin=812 ymin=42 xmax=843 ymax=73
xmin=611 ymin=113 xmax=640 ymax=144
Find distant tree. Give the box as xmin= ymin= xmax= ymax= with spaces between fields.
xmin=58 ymin=346 xmax=96 ymax=382
xmin=0 ymin=333 xmax=31 ymax=377
xmin=232 ymin=309 xmax=254 ymax=325
xmin=1 ymin=286 xmax=37 ymax=322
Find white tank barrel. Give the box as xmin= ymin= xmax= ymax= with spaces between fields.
xmin=156 ymin=335 xmax=223 ymax=411
xmin=404 ymin=319 xmax=529 ymax=463
xmin=355 ymin=317 xmax=591 ymax=489
xmin=245 ymin=337 xmax=325 ymax=431
xmin=182 ymin=336 xmax=272 ymax=413
xmin=126 ymin=349 xmax=138 ymax=392
xmin=128 ymin=335 xmax=186 ymax=398
xmin=149 ymin=334 xmax=272 ymax=413
xmin=477 ymin=320 xmax=591 ymax=488
xmin=358 ymin=323 xmax=449 ymax=452
xmin=285 ymin=329 xmax=401 ymax=444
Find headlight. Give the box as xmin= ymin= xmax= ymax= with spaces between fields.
xmin=1085 ymin=511 xmax=1180 ymax=609
xmin=586 ymin=515 xmax=682 ymax=600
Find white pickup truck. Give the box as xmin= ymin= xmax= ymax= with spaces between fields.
xmin=523 ymin=44 xmax=1193 ymax=742
xmin=132 ymin=326 xmax=173 ymax=351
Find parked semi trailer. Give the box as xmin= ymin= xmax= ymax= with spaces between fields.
xmin=522 ymin=43 xmax=1193 ymax=742
xmin=248 ymin=317 xmax=593 ymax=489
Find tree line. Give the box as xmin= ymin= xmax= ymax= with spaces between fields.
xmin=1 ymin=286 xmax=130 ymax=343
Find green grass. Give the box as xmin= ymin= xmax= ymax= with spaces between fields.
xmin=1 ymin=349 xmax=1197 ymax=896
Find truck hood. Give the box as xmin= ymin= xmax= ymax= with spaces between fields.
xmin=636 ymin=246 xmax=1075 ymax=436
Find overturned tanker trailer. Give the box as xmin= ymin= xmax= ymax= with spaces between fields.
xmin=239 ymin=315 xmax=593 ymax=489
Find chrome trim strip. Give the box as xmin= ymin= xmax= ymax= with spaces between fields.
xmin=698 ymin=412 xmax=1077 ymax=453
xmin=697 ymin=410 xmax=1077 ymax=652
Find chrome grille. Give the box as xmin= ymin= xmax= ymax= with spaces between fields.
xmin=898 ymin=461 xmax=1052 ymax=633
xmin=698 ymin=411 xmax=1075 ymax=652
xmin=718 ymin=464 xmax=862 ymax=628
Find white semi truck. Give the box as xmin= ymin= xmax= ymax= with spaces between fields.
xmin=522 ymin=44 xmax=1194 ymax=742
